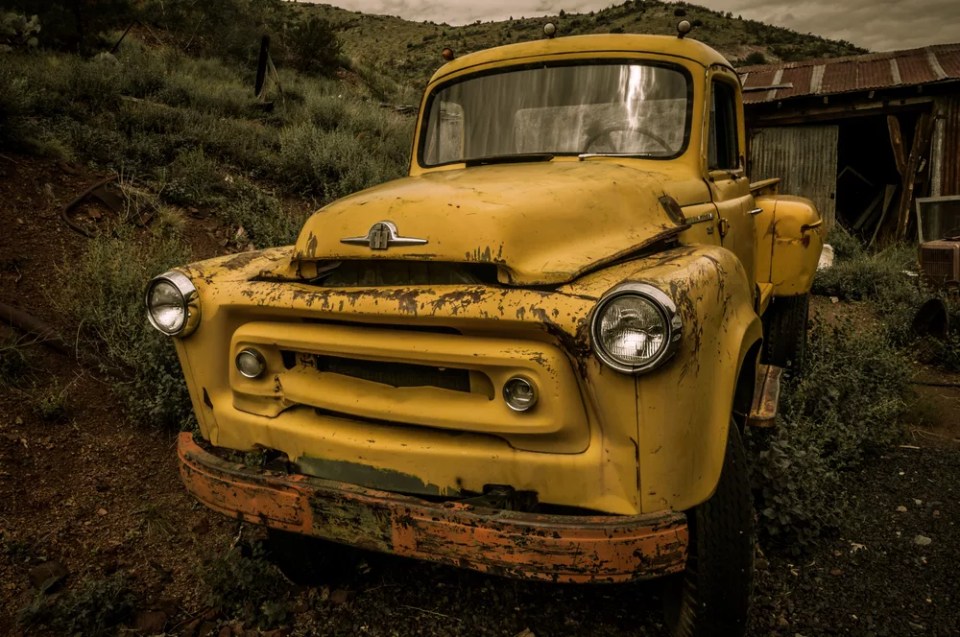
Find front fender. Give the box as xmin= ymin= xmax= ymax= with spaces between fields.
xmin=564 ymin=245 xmax=762 ymax=512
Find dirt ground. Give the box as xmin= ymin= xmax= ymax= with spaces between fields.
xmin=1 ymin=155 xmax=958 ymax=636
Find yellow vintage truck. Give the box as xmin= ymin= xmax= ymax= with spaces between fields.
xmin=147 ymin=29 xmax=822 ymax=637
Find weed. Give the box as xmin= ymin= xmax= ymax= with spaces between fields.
xmin=17 ymin=573 xmax=136 ymax=637
xmin=0 ymin=531 xmax=32 ymax=564
xmin=274 ymin=122 xmax=408 ymax=201
xmin=134 ymin=502 xmax=175 ymax=539
xmin=746 ymin=317 xmax=912 ymax=550
xmin=919 ymin=300 xmax=960 ymax=372
xmin=813 ymin=243 xmax=918 ymax=304
xmin=160 ymin=147 xmax=228 ymax=209
xmin=32 ymin=380 xmax=70 ymax=422
xmin=52 ymin=228 xmax=193 ymax=429
xmin=217 ymin=179 xmax=303 ymax=248
xmin=201 ymin=543 xmax=292 ymax=627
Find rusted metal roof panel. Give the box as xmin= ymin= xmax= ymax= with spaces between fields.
xmin=739 ymin=43 xmax=960 ymax=104
xmin=897 ymin=51 xmax=939 ymax=84
xmin=820 ymin=60 xmax=859 ymax=94
xmin=939 ymin=48 xmax=960 ymax=77
xmin=742 ymin=69 xmax=777 ymax=89
xmin=858 ymin=59 xmax=893 ymax=89
xmin=777 ymin=66 xmax=813 ymax=100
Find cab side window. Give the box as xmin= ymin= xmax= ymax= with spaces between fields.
xmin=708 ymin=80 xmax=739 ymax=170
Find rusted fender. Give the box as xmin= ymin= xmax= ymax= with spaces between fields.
xmin=565 ymin=244 xmax=763 ymax=512
xmin=178 ymin=433 xmax=688 ymax=584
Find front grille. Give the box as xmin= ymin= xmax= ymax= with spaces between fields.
xmin=919 ymin=241 xmax=960 ymax=286
xmin=282 ymin=351 xmax=471 ymax=392
xmin=309 ymin=260 xmax=500 ymax=287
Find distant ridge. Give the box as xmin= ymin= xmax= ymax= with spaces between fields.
xmin=297 ymin=0 xmax=866 ymax=91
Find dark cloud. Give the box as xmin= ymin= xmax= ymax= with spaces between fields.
xmin=312 ymin=1 xmax=960 ymax=51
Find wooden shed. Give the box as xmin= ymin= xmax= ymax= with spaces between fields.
xmin=739 ymin=44 xmax=960 ymax=242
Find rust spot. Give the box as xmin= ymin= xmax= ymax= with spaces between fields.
xmin=219 ymin=251 xmax=262 ymax=271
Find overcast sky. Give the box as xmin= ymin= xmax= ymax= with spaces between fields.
xmin=310 ymin=0 xmax=960 ymax=52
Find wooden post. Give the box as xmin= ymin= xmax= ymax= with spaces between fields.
xmin=887 ymin=115 xmax=906 ymax=177
xmin=895 ymin=113 xmax=935 ymax=240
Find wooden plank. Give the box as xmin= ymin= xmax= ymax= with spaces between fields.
xmin=887 ymin=114 xmax=906 ymax=177
xmin=896 ymin=113 xmax=935 ymax=240
xmin=869 ymin=184 xmax=898 ymax=247
xmin=852 ymin=191 xmax=883 ymax=230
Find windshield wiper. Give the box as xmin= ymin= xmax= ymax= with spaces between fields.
xmin=464 ymin=153 xmax=555 ymax=167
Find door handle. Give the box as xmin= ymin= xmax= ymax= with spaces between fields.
xmin=748 ymin=207 xmax=763 ymax=216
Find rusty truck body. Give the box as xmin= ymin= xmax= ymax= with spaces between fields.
xmin=147 ymin=31 xmax=822 ymax=636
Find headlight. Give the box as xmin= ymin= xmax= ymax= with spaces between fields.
xmin=145 ymin=271 xmax=200 ymax=337
xmin=590 ymin=283 xmax=682 ymax=373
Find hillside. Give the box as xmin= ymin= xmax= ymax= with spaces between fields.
xmin=301 ymin=0 xmax=866 ymax=93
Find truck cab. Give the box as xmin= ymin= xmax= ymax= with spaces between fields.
xmin=150 ymin=32 xmax=822 ymax=637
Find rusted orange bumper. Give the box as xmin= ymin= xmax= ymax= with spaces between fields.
xmin=177 ymin=433 xmax=688 ymax=583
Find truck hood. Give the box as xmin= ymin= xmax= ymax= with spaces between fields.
xmin=292 ymin=161 xmax=708 ymax=285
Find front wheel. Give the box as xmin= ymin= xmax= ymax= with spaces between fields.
xmin=665 ymin=424 xmax=755 ymax=637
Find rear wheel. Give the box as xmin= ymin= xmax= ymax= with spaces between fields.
xmin=665 ymin=424 xmax=754 ymax=637
xmin=762 ymin=293 xmax=809 ymax=373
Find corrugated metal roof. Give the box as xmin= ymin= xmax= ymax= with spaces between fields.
xmin=739 ymin=43 xmax=960 ymax=104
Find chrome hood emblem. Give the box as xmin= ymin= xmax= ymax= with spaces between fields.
xmin=340 ymin=221 xmax=428 ymax=251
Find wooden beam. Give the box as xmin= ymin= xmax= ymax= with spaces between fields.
xmin=887 ymin=114 xmax=906 ymax=176
xmin=0 ymin=301 xmax=70 ymax=355
xmin=895 ymin=112 xmax=935 ymax=240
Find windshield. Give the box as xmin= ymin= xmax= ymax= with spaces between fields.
xmin=420 ymin=62 xmax=690 ymax=166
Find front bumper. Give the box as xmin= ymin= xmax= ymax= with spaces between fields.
xmin=178 ymin=433 xmax=689 ymax=584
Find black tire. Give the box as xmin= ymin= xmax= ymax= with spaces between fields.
xmin=665 ymin=425 xmax=755 ymax=637
xmin=762 ymin=293 xmax=809 ymax=372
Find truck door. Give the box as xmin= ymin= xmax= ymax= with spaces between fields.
xmin=706 ymin=70 xmax=756 ymax=291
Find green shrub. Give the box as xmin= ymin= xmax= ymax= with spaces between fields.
xmin=746 ymin=317 xmax=912 ymax=550
xmin=201 ymin=544 xmax=291 ymax=627
xmin=17 ymin=574 xmax=136 ymax=637
xmin=813 ymin=243 xmax=917 ymax=303
xmin=217 ymin=179 xmax=303 ymax=248
xmin=920 ymin=301 xmax=960 ymax=372
xmin=0 ymin=11 xmax=41 ymax=50
xmin=824 ymin=223 xmax=863 ymax=261
xmin=161 ymin=147 xmax=227 ymax=208
xmin=274 ymin=117 xmax=409 ymax=201
xmin=33 ymin=380 xmax=71 ymax=422
xmin=53 ymin=228 xmax=193 ymax=429
xmin=288 ymin=16 xmax=343 ymax=76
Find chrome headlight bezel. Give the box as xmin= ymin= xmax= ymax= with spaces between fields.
xmin=590 ymin=282 xmax=682 ymax=374
xmin=145 ymin=270 xmax=200 ymax=337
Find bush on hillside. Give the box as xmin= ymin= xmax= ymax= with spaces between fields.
xmin=288 ymin=16 xmax=343 ymax=76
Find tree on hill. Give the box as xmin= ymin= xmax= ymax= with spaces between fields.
xmin=1 ymin=0 xmax=135 ymax=52
xmin=288 ymin=16 xmax=343 ymax=76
